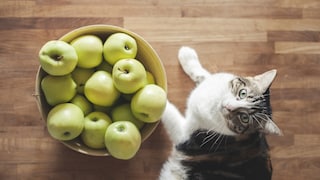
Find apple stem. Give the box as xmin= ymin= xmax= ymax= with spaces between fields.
xmin=118 ymin=67 xmax=129 ymax=74
xmin=140 ymin=113 xmax=149 ymax=118
xmin=117 ymin=125 xmax=125 ymax=132
xmin=63 ymin=132 xmax=71 ymax=136
xmin=52 ymin=54 xmax=63 ymax=61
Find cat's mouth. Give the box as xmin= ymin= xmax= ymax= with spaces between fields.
xmin=221 ymin=106 xmax=248 ymax=134
xmin=221 ymin=106 xmax=232 ymax=119
xmin=221 ymin=107 xmax=235 ymax=130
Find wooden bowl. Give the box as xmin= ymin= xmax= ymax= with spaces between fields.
xmin=35 ymin=25 xmax=167 ymax=156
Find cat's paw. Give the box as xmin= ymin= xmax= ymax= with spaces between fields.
xmin=178 ymin=46 xmax=199 ymax=68
xmin=178 ymin=46 xmax=210 ymax=84
xmin=161 ymin=101 xmax=187 ymax=143
xmin=161 ymin=101 xmax=177 ymax=122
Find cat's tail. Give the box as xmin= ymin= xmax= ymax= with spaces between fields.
xmin=178 ymin=46 xmax=210 ymax=85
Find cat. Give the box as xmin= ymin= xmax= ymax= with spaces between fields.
xmin=159 ymin=47 xmax=282 ymax=180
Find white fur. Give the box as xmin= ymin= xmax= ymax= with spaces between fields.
xmin=178 ymin=47 xmax=210 ymax=85
xmin=160 ymin=47 xmax=237 ymax=180
xmin=162 ymin=47 xmax=237 ymax=146
xmin=159 ymin=149 xmax=188 ymax=180
xmin=185 ymin=73 xmax=237 ymax=137
xmin=161 ymin=101 xmax=188 ymax=143
xmin=159 ymin=47 xmax=280 ymax=179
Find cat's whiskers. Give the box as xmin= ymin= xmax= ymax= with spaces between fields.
xmin=262 ymin=93 xmax=270 ymax=98
xmin=255 ymin=113 xmax=272 ymax=122
xmin=198 ymin=122 xmax=226 ymax=152
xmin=249 ymin=98 xmax=267 ymax=107
xmin=263 ymin=113 xmax=272 ymax=119
xmin=209 ymin=123 xmax=227 ymax=152
xmin=200 ymin=131 xmax=219 ymax=147
xmin=209 ymin=133 xmax=222 ymax=151
xmin=196 ymin=130 xmax=208 ymax=137
xmin=251 ymin=105 xmax=267 ymax=110
xmin=252 ymin=114 xmax=264 ymax=129
xmin=212 ymin=133 xmax=225 ymax=152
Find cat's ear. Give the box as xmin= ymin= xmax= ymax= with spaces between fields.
xmin=253 ymin=69 xmax=277 ymax=93
xmin=264 ymin=120 xmax=283 ymax=136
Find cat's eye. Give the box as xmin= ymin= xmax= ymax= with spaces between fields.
xmin=238 ymin=89 xmax=247 ymax=99
xmin=239 ymin=113 xmax=250 ymax=123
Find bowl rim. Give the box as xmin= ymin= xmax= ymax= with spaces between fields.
xmin=35 ymin=24 xmax=167 ymax=156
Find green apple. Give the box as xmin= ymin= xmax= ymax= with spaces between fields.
xmin=81 ymin=111 xmax=112 ymax=149
xmin=111 ymin=103 xmax=145 ymax=130
xmin=41 ymin=74 xmax=77 ymax=106
xmin=131 ymin=84 xmax=167 ymax=123
xmin=145 ymin=71 xmax=155 ymax=85
xmin=71 ymin=94 xmax=93 ymax=115
xmin=84 ymin=70 xmax=120 ymax=106
xmin=95 ymin=60 xmax=113 ymax=74
xmin=39 ymin=40 xmax=78 ymax=76
xmin=71 ymin=35 xmax=103 ymax=68
xmin=71 ymin=67 xmax=95 ymax=94
xmin=103 ymin=33 xmax=138 ymax=65
xmin=112 ymin=59 xmax=147 ymax=94
xmin=105 ymin=121 xmax=141 ymax=160
xmin=47 ymin=103 xmax=84 ymax=141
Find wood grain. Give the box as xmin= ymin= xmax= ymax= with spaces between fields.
xmin=1 ymin=0 xmax=319 ymax=179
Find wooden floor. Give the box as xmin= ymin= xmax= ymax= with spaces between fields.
xmin=1 ymin=0 xmax=320 ymax=179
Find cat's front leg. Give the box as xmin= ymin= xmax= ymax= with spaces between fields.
xmin=161 ymin=101 xmax=187 ymax=144
xmin=178 ymin=46 xmax=210 ymax=85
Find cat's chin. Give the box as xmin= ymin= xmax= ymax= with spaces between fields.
xmin=219 ymin=107 xmax=238 ymax=136
xmin=197 ymin=114 xmax=236 ymax=136
xmin=221 ymin=106 xmax=230 ymax=117
xmin=214 ymin=117 xmax=237 ymax=136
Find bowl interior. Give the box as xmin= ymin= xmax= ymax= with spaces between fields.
xmin=35 ymin=25 xmax=167 ymax=156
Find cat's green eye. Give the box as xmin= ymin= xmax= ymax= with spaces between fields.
xmin=239 ymin=113 xmax=250 ymax=123
xmin=238 ymin=89 xmax=247 ymax=99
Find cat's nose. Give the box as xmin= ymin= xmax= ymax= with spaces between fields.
xmin=222 ymin=100 xmax=238 ymax=112
xmin=226 ymin=106 xmax=233 ymax=112
xmin=223 ymin=104 xmax=234 ymax=112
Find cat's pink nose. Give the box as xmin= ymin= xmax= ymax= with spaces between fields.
xmin=223 ymin=104 xmax=234 ymax=112
xmin=222 ymin=100 xmax=238 ymax=112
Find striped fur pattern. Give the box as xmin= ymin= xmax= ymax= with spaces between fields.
xmin=176 ymin=130 xmax=272 ymax=180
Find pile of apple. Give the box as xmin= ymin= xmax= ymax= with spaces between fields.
xmin=38 ymin=32 xmax=167 ymax=160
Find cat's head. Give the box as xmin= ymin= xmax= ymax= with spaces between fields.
xmin=221 ymin=69 xmax=282 ymax=136
xmin=189 ymin=69 xmax=282 ymax=136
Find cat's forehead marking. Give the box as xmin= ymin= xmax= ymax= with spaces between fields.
xmin=234 ymin=76 xmax=262 ymax=94
xmin=230 ymin=77 xmax=259 ymax=96
xmin=230 ymin=78 xmax=244 ymax=94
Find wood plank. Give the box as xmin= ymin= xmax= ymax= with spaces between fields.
xmin=271 ymin=145 xmax=320 ymax=158
xmin=268 ymin=31 xmax=320 ymax=42
xmin=0 ymin=164 xmax=17 ymax=180
xmin=0 ymin=3 xmax=181 ymax=17
xmin=303 ymin=8 xmax=320 ymax=18
xmin=182 ymin=5 xmax=302 ymax=18
xmin=275 ymin=42 xmax=320 ymax=54
xmin=0 ymin=17 xmax=123 ymax=30
xmin=276 ymin=0 xmax=320 ymax=8
xmin=295 ymin=135 xmax=320 ymax=146
xmin=125 ymin=18 xmax=320 ymax=43
xmin=272 ymin=158 xmax=320 ymax=180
